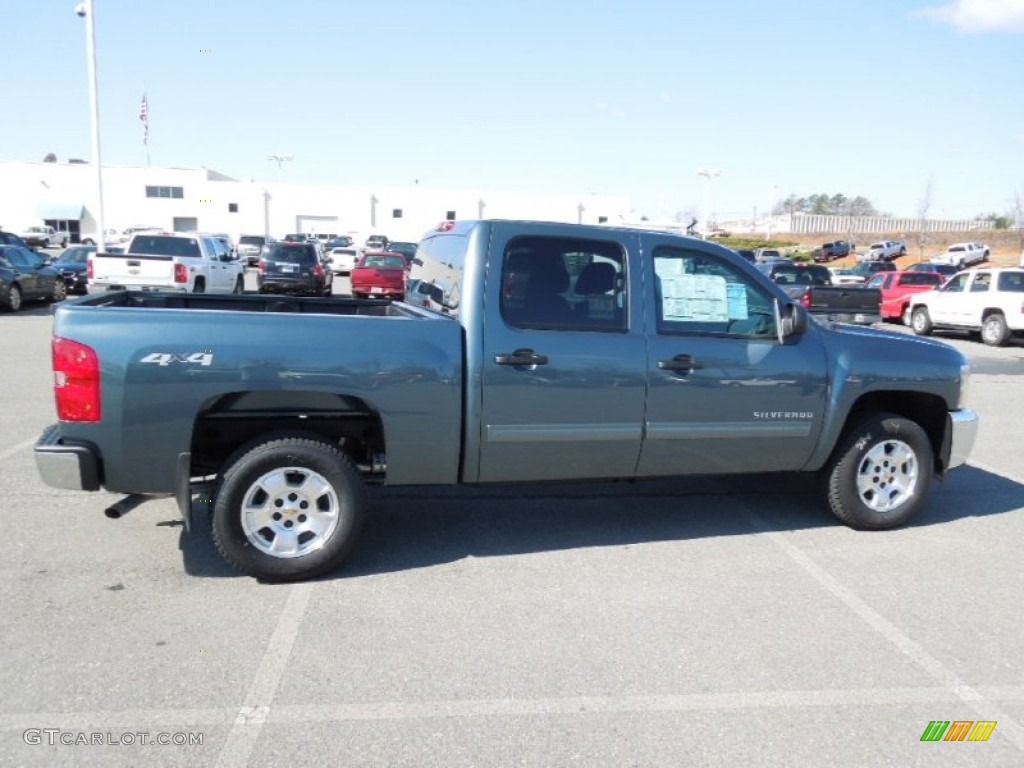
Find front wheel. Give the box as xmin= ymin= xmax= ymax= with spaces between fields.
xmin=3 ymin=284 xmax=22 ymax=312
xmin=823 ymin=413 xmax=933 ymax=529
xmin=981 ymin=313 xmax=1010 ymax=346
xmin=911 ymin=306 xmax=933 ymax=336
xmin=212 ymin=434 xmax=365 ymax=581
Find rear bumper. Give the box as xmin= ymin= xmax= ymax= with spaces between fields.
xmin=257 ymin=276 xmax=320 ymax=294
xmin=812 ymin=310 xmax=882 ymax=326
xmin=943 ymin=409 xmax=978 ymax=472
xmin=34 ymin=424 xmax=102 ymax=491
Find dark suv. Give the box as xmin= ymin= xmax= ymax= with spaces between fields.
xmin=257 ymin=242 xmax=333 ymax=297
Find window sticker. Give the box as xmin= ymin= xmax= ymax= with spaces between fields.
xmin=661 ymin=273 xmax=730 ymax=322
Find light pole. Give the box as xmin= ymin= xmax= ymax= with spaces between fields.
xmin=77 ymin=0 xmax=107 ymax=252
xmin=266 ymin=153 xmax=293 ymax=182
xmin=766 ymin=184 xmax=778 ymax=239
xmin=695 ymin=168 xmax=722 ymax=239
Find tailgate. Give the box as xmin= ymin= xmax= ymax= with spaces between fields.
xmin=92 ymin=253 xmax=175 ymax=286
xmin=808 ymin=286 xmax=881 ymax=312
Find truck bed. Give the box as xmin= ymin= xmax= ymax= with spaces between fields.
xmin=79 ymin=290 xmax=426 ymax=317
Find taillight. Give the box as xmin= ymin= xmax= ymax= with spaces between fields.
xmin=173 ymin=263 xmax=188 ymax=283
xmin=800 ymin=288 xmax=812 ymax=308
xmin=313 ymin=263 xmax=323 ymax=278
xmin=258 ymin=260 xmax=265 ymax=275
xmin=86 ymin=257 xmax=94 ymax=279
xmin=52 ymin=337 xmax=101 ymax=422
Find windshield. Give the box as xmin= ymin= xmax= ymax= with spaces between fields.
xmin=239 ymin=236 xmax=264 ymax=246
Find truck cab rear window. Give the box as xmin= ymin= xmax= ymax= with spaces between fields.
xmin=500 ymin=236 xmax=627 ymax=331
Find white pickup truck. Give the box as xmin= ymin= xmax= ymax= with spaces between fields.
xmin=930 ymin=242 xmax=989 ymax=270
xmin=18 ymin=225 xmax=68 ymax=249
xmin=909 ymin=267 xmax=1024 ymax=346
xmin=89 ymin=232 xmax=245 ymax=294
xmin=859 ymin=240 xmax=906 ymax=262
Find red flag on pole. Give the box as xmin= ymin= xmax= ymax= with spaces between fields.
xmin=139 ymin=93 xmax=149 ymax=146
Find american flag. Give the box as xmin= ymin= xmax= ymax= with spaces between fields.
xmin=139 ymin=93 xmax=149 ymax=146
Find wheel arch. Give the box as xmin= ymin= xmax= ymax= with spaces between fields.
xmin=188 ymin=390 xmax=387 ymax=482
xmin=819 ymin=391 xmax=948 ymax=475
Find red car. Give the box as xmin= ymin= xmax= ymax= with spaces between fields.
xmin=350 ymin=251 xmax=407 ymax=299
xmin=866 ymin=270 xmax=944 ymax=325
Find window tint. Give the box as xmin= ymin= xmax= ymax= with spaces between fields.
xmin=899 ymin=272 xmax=940 ymax=286
xmin=265 ymin=244 xmax=315 ymax=264
xmin=970 ymin=273 xmax=991 ymax=292
xmin=130 ymin=236 xmax=201 ymax=258
xmin=943 ymin=274 xmax=968 ymax=293
xmin=653 ymin=246 xmax=776 ymax=338
xmin=997 ymin=272 xmax=1024 ymax=292
xmin=500 ymin=236 xmax=627 ymax=331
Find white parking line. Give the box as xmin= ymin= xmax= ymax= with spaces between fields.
xmin=0 ymin=436 xmax=37 ymax=461
xmin=214 ymin=582 xmax=314 ymax=768
xmin=739 ymin=502 xmax=1024 ymax=752
xmin=3 ymin=685 xmax=1023 ymax=732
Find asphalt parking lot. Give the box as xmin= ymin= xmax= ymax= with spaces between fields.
xmin=1 ymin=306 xmax=1022 ymax=767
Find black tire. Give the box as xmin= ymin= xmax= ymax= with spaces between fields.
xmin=192 ymin=278 xmax=206 ymax=294
xmin=901 ymin=304 xmax=912 ymax=327
xmin=910 ymin=306 xmax=933 ymax=336
xmin=4 ymin=284 xmax=22 ymax=312
xmin=958 ymin=260 xmax=966 ymax=271
xmin=232 ymin=277 xmax=244 ymax=294
xmin=981 ymin=312 xmax=1010 ymax=347
xmin=49 ymin=279 xmax=67 ymax=303
xmin=823 ymin=413 xmax=933 ymax=530
xmin=212 ymin=434 xmax=365 ymax=582
xmin=82 ymin=238 xmax=94 ymax=245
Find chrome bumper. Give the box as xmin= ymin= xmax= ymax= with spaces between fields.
xmin=945 ymin=409 xmax=978 ymax=471
xmin=34 ymin=424 xmax=102 ymax=491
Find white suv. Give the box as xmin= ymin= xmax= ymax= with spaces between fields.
xmin=909 ymin=267 xmax=1024 ymax=346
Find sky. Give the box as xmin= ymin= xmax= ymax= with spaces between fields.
xmin=4 ymin=0 xmax=1023 ymax=223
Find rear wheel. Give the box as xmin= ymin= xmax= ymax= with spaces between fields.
xmin=981 ymin=312 xmax=1010 ymax=347
xmin=823 ymin=413 xmax=932 ymax=529
xmin=212 ymin=434 xmax=365 ymax=581
xmin=49 ymin=279 xmax=67 ymax=303
xmin=232 ymin=277 xmax=244 ymax=294
xmin=192 ymin=278 xmax=206 ymax=294
xmin=911 ymin=306 xmax=933 ymax=336
xmin=901 ymin=304 xmax=912 ymax=326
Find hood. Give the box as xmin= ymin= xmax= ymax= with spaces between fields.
xmin=822 ymin=320 xmax=967 ymax=362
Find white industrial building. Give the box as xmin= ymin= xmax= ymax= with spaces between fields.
xmin=0 ymin=160 xmax=635 ymax=245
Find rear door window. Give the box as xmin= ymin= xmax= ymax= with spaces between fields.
xmin=500 ymin=236 xmax=627 ymax=331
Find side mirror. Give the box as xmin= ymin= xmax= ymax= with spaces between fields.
xmin=775 ymin=300 xmax=808 ymax=343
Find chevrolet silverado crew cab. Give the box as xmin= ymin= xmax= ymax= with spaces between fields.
xmin=89 ymin=232 xmax=245 ymax=294
xmin=909 ymin=267 xmax=1024 ymax=346
xmin=930 ymin=242 xmax=989 ymax=270
xmin=35 ymin=220 xmax=978 ymax=582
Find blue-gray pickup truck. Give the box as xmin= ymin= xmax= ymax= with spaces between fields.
xmin=35 ymin=220 xmax=978 ymax=581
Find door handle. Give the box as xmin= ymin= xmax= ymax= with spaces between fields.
xmin=658 ymin=354 xmax=704 ymax=372
xmin=495 ymin=348 xmax=549 ymax=366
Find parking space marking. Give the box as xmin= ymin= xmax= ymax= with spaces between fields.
xmin=0 ymin=436 xmax=36 ymax=461
xmin=3 ymin=685 xmax=1024 ymax=733
xmin=739 ymin=502 xmax=1024 ymax=752
xmin=214 ymin=582 xmax=313 ymax=768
